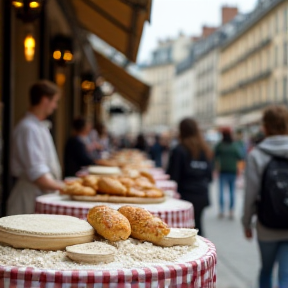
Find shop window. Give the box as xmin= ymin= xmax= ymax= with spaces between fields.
xmin=275 ymin=46 xmax=278 ymax=68
xmin=274 ymin=80 xmax=278 ymax=102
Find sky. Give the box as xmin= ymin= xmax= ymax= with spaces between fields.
xmin=137 ymin=0 xmax=258 ymax=62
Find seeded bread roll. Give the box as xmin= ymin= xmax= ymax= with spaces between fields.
xmin=98 ymin=177 xmax=127 ymax=196
xmin=87 ymin=205 xmax=131 ymax=241
xmin=118 ymin=206 xmax=170 ymax=243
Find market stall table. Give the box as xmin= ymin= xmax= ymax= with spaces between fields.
xmin=36 ymin=194 xmax=194 ymax=228
xmin=0 ymin=237 xmax=216 ymax=288
xmin=156 ymin=180 xmax=180 ymax=199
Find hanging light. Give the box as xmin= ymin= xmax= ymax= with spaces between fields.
xmin=81 ymin=72 xmax=96 ymax=94
xmin=24 ymin=34 xmax=35 ymax=61
xmin=52 ymin=35 xmax=74 ymax=66
xmin=11 ymin=0 xmax=45 ymax=23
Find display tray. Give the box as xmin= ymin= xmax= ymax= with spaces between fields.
xmin=71 ymin=194 xmax=166 ymax=204
xmin=0 ymin=215 xmax=94 ymax=251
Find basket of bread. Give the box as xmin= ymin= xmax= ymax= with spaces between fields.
xmin=61 ymin=170 xmax=165 ymax=204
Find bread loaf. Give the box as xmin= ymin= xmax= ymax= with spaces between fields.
xmin=98 ymin=177 xmax=127 ymax=196
xmin=87 ymin=205 xmax=131 ymax=241
xmin=118 ymin=206 xmax=170 ymax=243
xmin=82 ymin=175 xmax=99 ymax=190
xmin=61 ymin=182 xmax=96 ymax=196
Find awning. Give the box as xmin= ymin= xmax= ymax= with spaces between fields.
xmin=238 ymin=110 xmax=263 ymax=126
xmin=94 ymin=51 xmax=150 ymax=112
xmin=72 ymin=0 xmax=152 ymax=62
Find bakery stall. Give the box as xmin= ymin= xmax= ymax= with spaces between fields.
xmin=36 ymin=150 xmax=194 ymax=228
xmin=0 ymin=207 xmax=217 ymax=287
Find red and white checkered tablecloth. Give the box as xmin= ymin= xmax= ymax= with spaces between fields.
xmin=0 ymin=238 xmax=216 ymax=288
xmin=36 ymin=194 xmax=194 ymax=228
xmin=156 ymin=180 xmax=181 ymax=199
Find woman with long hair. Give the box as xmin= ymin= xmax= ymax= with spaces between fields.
xmin=215 ymin=128 xmax=242 ymax=219
xmin=166 ymin=118 xmax=213 ymax=236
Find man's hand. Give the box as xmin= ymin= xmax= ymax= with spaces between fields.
xmin=34 ymin=174 xmax=64 ymax=191
xmin=244 ymin=228 xmax=253 ymax=239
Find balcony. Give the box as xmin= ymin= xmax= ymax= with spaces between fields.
xmin=221 ymin=38 xmax=272 ymax=74
xmin=220 ymin=69 xmax=272 ymax=96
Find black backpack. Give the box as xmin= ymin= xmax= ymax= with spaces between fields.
xmin=258 ymin=149 xmax=288 ymax=229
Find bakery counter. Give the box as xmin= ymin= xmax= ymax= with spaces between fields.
xmin=0 ymin=237 xmax=216 ymax=288
xmin=36 ymin=194 xmax=194 ymax=228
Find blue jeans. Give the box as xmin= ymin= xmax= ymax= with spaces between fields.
xmin=258 ymin=240 xmax=288 ymax=288
xmin=219 ymin=173 xmax=236 ymax=213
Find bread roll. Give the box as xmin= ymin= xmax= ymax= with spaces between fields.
xmin=140 ymin=171 xmax=155 ymax=184
xmin=145 ymin=188 xmax=164 ymax=198
xmin=127 ymin=187 xmax=146 ymax=198
xmin=82 ymin=175 xmax=99 ymax=190
xmin=118 ymin=177 xmax=135 ymax=188
xmin=118 ymin=206 xmax=170 ymax=243
xmin=87 ymin=205 xmax=131 ymax=241
xmin=135 ymin=177 xmax=154 ymax=189
xmin=61 ymin=183 xmax=96 ymax=196
xmin=98 ymin=177 xmax=127 ymax=196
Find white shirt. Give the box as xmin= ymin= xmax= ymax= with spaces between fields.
xmin=11 ymin=113 xmax=61 ymax=181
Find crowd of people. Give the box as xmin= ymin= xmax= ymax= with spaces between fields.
xmin=6 ymin=80 xmax=288 ymax=288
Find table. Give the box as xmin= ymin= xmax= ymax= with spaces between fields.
xmin=36 ymin=194 xmax=194 ymax=228
xmin=156 ymin=180 xmax=180 ymax=199
xmin=0 ymin=238 xmax=216 ymax=288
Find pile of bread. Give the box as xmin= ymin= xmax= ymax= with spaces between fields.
xmin=96 ymin=150 xmax=152 ymax=170
xmin=61 ymin=170 xmax=164 ymax=198
xmin=87 ymin=205 xmax=170 ymax=244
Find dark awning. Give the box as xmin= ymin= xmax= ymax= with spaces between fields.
xmin=72 ymin=0 xmax=152 ymax=62
xmin=94 ymin=50 xmax=150 ymax=112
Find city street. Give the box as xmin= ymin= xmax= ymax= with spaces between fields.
xmin=204 ymin=179 xmax=260 ymax=288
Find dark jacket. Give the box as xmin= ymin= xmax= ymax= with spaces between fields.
xmin=64 ymin=136 xmax=94 ymax=177
xmin=166 ymin=144 xmax=212 ymax=206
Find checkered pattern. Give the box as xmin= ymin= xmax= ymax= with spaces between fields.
xmin=0 ymin=238 xmax=216 ymax=288
xmin=35 ymin=200 xmax=194 ymax=228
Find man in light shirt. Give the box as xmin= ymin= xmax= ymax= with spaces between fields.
xmin=7 ymin=80 xmax=64 ymax=215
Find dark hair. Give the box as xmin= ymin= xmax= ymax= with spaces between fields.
xmin=72 ymin=116 xmax=88 ymax=133
xmin=179 ymin=118 xmax=213 ymax=160
xmin=221 ymin=129 xmax=233 ymax=144
xmin=263 ymin=105 xmax=288 ymax=136
xmin=29 ymin=80 xmax=60 ymax=106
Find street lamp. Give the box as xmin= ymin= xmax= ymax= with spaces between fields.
xmin=24 ymin=34 xmax=35 ymax=61
xmin=81 ymin=72 xmax=96 ymax=94
xmin=11 ymin=1 xmax=46 ymax=62
xmin=11 ymin=0 xmax=45 ymax=22
xmin=52 ymin=35 xmax=74 ymax=66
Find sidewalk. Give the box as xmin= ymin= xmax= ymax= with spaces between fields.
xmin=203 ymin=180 xmax=260 ymax=288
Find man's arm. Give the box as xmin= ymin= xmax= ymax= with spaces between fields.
xmin=34 ymin=174 xmax=64 ymax=191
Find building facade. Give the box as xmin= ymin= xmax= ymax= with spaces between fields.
xmin=218 ymin=0 xmax=288 ymax=128
xmin=172 ymin=56 xmax=195 ymax=127
xmin=193 ymin=7 xmax=241 ymax=130
xmin=140 ymin=34 xmax=192 ymax=133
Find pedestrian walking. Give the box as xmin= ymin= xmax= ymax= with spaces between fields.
xmin=215 ymin=128 xmax=242 ymax=219
xmin=149 ymin=135 xmax=163 ymax=168
xmin=134 ymin=133 xmax=149 ymax=154
xmin=243 ymin=105 xmax=288 ymax=288
xmin=8 ymin=80 xmax=64 ymax=215
xmin=166 ymin=118 xmax=213 ymax=236
xmin=64 ymin=117 xmax=96 ymax=177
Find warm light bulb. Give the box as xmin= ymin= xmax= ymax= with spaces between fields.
xmin=24 ymin=34 xmax=35 ymax=62
xmin=56 ymin=73 xmax=66 ymax=87
xmin=63 ymin=51 xmax=73 ymax=61
xmin=53 ymin=50 xmax=61 ymax=60
xmin=12 ymin=1 xmax=23 ymax=8
xmin=29 ymin=1 xmax=40 ymax=8
xmin=82 ymin=81 xmax=95 ymax=91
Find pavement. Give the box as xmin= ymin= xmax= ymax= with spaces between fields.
xmin=203 ymin=179 xmax=260 ymax=288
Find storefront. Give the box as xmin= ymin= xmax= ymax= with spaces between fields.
xmin=0 ymin=0 xmax=152 ymax=216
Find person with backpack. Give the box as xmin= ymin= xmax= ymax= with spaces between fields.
xmin=166 ymin=118 xmax=213 ymax=236
xmin=242 ymin=105 xmax=288 ymax=288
